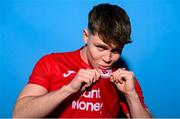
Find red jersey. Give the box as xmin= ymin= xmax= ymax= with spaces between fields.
xmin=28 ymin=48 xmax=146 ymax=118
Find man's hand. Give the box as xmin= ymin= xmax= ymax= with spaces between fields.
xmin=66 ymin=69 xmax=100 ymax=93
xmin=110 ymin=68 xmax=136 ymax=96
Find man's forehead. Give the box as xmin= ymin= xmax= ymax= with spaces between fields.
xmin=94 ymin=39 xmax=120 ymax=50
xmin=89 ymin=33 xmax=123 ymax=49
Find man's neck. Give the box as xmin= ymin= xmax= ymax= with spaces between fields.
xmin=80 ymin=47 xmax=89 ymax=65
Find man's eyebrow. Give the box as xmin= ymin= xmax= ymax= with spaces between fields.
xmin=95 ymin=43 xmax=109 ymax=48
xmin=111 ymin=48 xmax=122 ymax=51
xmin=95 ymin=43 xmax=122 ymax=51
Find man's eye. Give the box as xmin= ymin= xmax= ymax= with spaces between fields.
xmin=112 ymin=51 xmax=119 ymax=54
xmin=97 ymin=47 xmax=104 ymax=51
xmin=112 ymin=49 xmax=122 ymax=54
xmin=96 ymin=46 xmax=106 ymax=51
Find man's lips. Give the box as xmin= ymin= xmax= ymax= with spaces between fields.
xmin=99 ymin=65 xmax=112 ymax=70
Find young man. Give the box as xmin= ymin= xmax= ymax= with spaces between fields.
xmin=13 ymin=3 xmax=152 ymax=118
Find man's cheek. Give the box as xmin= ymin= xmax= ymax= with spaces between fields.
xmin=92 ymin=54 xmax=102 ymax=60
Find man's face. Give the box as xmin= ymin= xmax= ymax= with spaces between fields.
xmin=85 ymin=32 xmax=122 ymax=70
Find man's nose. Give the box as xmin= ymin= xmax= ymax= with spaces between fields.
xmin=102 ymin=51 xmax=111 ymax=63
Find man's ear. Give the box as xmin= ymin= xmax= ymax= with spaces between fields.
xmin=83 ymin=29 xmax=89 ymax=44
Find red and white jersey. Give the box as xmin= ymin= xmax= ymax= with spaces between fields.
xmin=28 ymin=48 xmax=146 ymax=118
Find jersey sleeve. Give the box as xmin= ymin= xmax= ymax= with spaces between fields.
xmin=28 ymin=55 xmax=54 ymax=90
